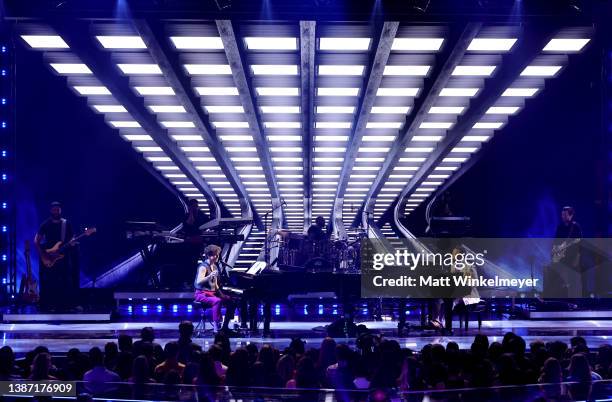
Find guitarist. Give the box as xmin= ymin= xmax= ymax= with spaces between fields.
xmin=551 ymin=206 xmax=583 ymax=297
xmin=34 ymin=201 xmax=78 ymax=312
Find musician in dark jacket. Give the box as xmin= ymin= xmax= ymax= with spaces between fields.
xmin=34 ymin=202 xmax=78 ymax=312
xmin=551 ymin=206 xmax=584 ymax=297
xmin=553 ymin=206 xmax=582 ymax=263
xmin=181 ymin=198 xmax=209 ymax=238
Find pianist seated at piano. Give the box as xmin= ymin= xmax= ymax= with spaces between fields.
xmin=180 ymin=199 xmax=210 ymax=243
xmin=193 ymin=244 xmax=237 ymax=333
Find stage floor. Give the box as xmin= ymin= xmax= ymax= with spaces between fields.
xmin=1 ymin=319 xmax=611 ymax=353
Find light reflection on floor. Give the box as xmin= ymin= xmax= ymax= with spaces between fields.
xmin=1 ymin=319 xmax=611 ymax=353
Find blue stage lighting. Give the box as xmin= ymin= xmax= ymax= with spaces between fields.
xmin=1 ymin=150 xmax=6 ymax=157
xmin=303 ymin=304 xmax=308 ymax=315
xmin=1 ymin=255 xmax=7 ymax=262
xmin=275 ymin=304 xmax=280 ymax=316
xmin=1 ymin=46 xmax=6 ymax=53
xmin=142 ymin=305 xmax=148 ymax=313
xmin=318 ymin=304 xmax=323 ymax=315
xmin=1 ymin=174 xmax=7 ymax=181
xmin=1 ymin=70 xmax=6 ymax=76
xmin=156 ymin=305 xmax=163 ymax=312
xmin=172 ymin=304 xmax=178 ymax=312
xmin=1 ymin=226 xmax=7 ymax=233
xmin=1 ymin=122 xmax=6 ymax=128
xmin=2 ymin=202 xmax=6 ymax=209
xmin=1 ymin=278 xmax=6 ymax=284
xmin=1 ymin=98 xmax=6 ymax=105
xmin=187 ymin=304 xmax=193 ymax=312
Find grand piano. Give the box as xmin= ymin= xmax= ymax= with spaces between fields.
xmin=222 ymin=266 xmax=361 ymax=335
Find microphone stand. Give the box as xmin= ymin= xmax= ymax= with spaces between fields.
xmin=263 ymin=201 xmax=285 ymax=267
xmin=364 ymin=210 xmax=374 ymax=238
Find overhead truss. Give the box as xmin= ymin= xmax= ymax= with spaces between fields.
xmin=17 ymin=21 xmax=592 ymax=235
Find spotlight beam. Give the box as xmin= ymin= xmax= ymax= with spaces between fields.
xmin=392 ymin=28 xmax=556 ymax=234
xmin=52 ymin=22 xmax=223 ymax=220
xmin=300 ymin=21 xmax=316 ymax=233
xmin=332 ymin=21 xmax=399 ymax=240
xmin=132 ymin=19 xmax=259 ymax=227
xmin=359 ymin=22 xmax=481 ymax=230
xmin=216 ymin=20 xmax=281 ymax=213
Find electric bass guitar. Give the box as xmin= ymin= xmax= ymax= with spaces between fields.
xmin=41 ymin=227 xmax=97 ymax=268
xmin=19 ymin=240 xmax=39 ymax=303
xmin=551 ymin=238 xmax=581 ymax=263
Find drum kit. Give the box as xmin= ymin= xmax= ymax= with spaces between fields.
xmin=273 ymin=229 xmax=366 ymax=272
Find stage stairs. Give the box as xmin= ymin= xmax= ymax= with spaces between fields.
xmin=233 ymin=227 xmax=265 ymax=271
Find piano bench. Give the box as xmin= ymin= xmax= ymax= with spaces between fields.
xmin=193 ymin=301 xmax=215 ymax=337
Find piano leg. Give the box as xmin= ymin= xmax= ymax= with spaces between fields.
xmin=263 ymin=301 xmax=272 ymax=336
xmin=443 ymin=298 xmax=453 ymax=334
xmin=239 ymin=298 xmax=249 ymax=329
xmin=398 ymin=299 xmax=407 ymax=334
xmin=248 ymin=299 xmax=259 ymax=333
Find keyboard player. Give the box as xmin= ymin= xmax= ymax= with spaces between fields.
xmin=194 ymin=244 xmax=237 ymax=333
xmin=181 ymin=199 xmax=210 ymax=243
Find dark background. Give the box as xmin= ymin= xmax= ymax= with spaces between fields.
xmin=15 ymin=45 xmax=183 ymax=285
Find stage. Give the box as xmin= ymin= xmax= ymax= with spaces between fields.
xmin=2 ymin=318 xmax=612 ymax=353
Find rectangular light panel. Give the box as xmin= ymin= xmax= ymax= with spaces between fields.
xmin=96 ymin=36 xmax=146 ymax=49
xmin=170 ymin=36 xmax=224 ymax=50
xmin=21 ymin=35 xmax=68 ymax=49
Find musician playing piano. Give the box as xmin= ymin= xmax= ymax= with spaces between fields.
xmin=193 ymin=244 xmax=237 ymax=333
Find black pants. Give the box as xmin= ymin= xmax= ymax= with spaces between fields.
xmin=39 ymin=259 xmax=78 ymax=311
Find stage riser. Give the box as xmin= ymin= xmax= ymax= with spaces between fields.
xmin=529 ymin=310 xmax=612 ymax=319
xmin=2 ymin=313 xmax=112 ymax=323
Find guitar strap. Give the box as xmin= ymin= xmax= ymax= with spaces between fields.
xmin=60 ymin=218 xmax=67 ymax=243
xmin=566 ymin=222 xmax=574 ymax=239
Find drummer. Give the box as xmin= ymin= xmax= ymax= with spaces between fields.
xmin=307 ymin=216 xmax=330 ymax=242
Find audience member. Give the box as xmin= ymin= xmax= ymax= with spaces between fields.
xmin=129 ymin=355 xmax=155 ymax=384
xmin=84 ymin=347 xmax=121 ymax=383
xmin=0 ymin=346 xmax=21 ymax=380
xmin=7 ymin=328 xmax=610 ymax=398
xmin=177 ymin=321 xmax=202 ymax=364
xmin=154 ymin=341 xmax=185 ymax=382
xmin=30 ymin=352 xmax=56 ymax=381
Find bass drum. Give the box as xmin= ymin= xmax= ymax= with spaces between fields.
xmin=304 ymin=257 xmax=333 ymax=272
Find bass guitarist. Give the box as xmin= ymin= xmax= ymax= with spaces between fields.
xmin=550 ymin=206 xmax=583 ymax=297
xmin=34 ymin=201 xmax=79 ymax=312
